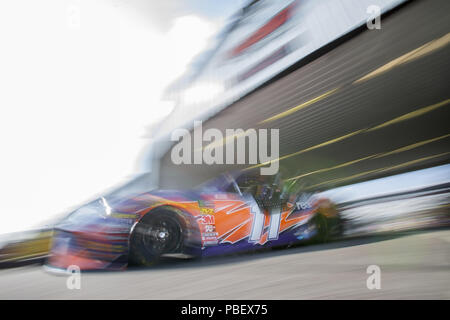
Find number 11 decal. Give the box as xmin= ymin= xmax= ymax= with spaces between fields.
xmin=249 ymin=206 xmax=282 ymax=242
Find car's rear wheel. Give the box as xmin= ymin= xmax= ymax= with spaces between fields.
xmin=313 ymin=214 xmax=330 ymax=243
xmin=129 ymin=210 xmax=184 ymax=266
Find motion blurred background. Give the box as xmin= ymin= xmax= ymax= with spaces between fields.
xmin=0 ymin=0 xmax=449 ymax=298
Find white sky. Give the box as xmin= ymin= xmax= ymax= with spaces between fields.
xmin=0 ymin=0 xmax=219 ymax=234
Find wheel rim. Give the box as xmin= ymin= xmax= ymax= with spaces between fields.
xmin=142 ymin=215 xmax=182 ymax=254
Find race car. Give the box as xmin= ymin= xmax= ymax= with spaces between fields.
xmin=47 ymin=170 xmax=342 ymax=270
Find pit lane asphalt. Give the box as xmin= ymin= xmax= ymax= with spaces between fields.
xmin=0 ymin=229 xmax=449 ymax=299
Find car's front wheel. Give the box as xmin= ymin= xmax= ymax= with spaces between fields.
xmin=129 ymin=210 xmax=184 ymax=266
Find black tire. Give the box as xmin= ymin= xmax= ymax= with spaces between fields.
xmin=313 ymin=214 xmax=330 ymax=243
xmin=129 ymin=210 xmax=184 ymax=266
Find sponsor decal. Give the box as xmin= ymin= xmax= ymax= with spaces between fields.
xmin=196 ymin=210 xmax=219 ymax=246
xmin=200 ymin=207 xmax=214 ymax=215
xmin=198 ymin=214 xmax=215 ymax=225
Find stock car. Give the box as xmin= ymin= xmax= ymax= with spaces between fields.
xmin=47 ymin=170 xmax=342 ymax=270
